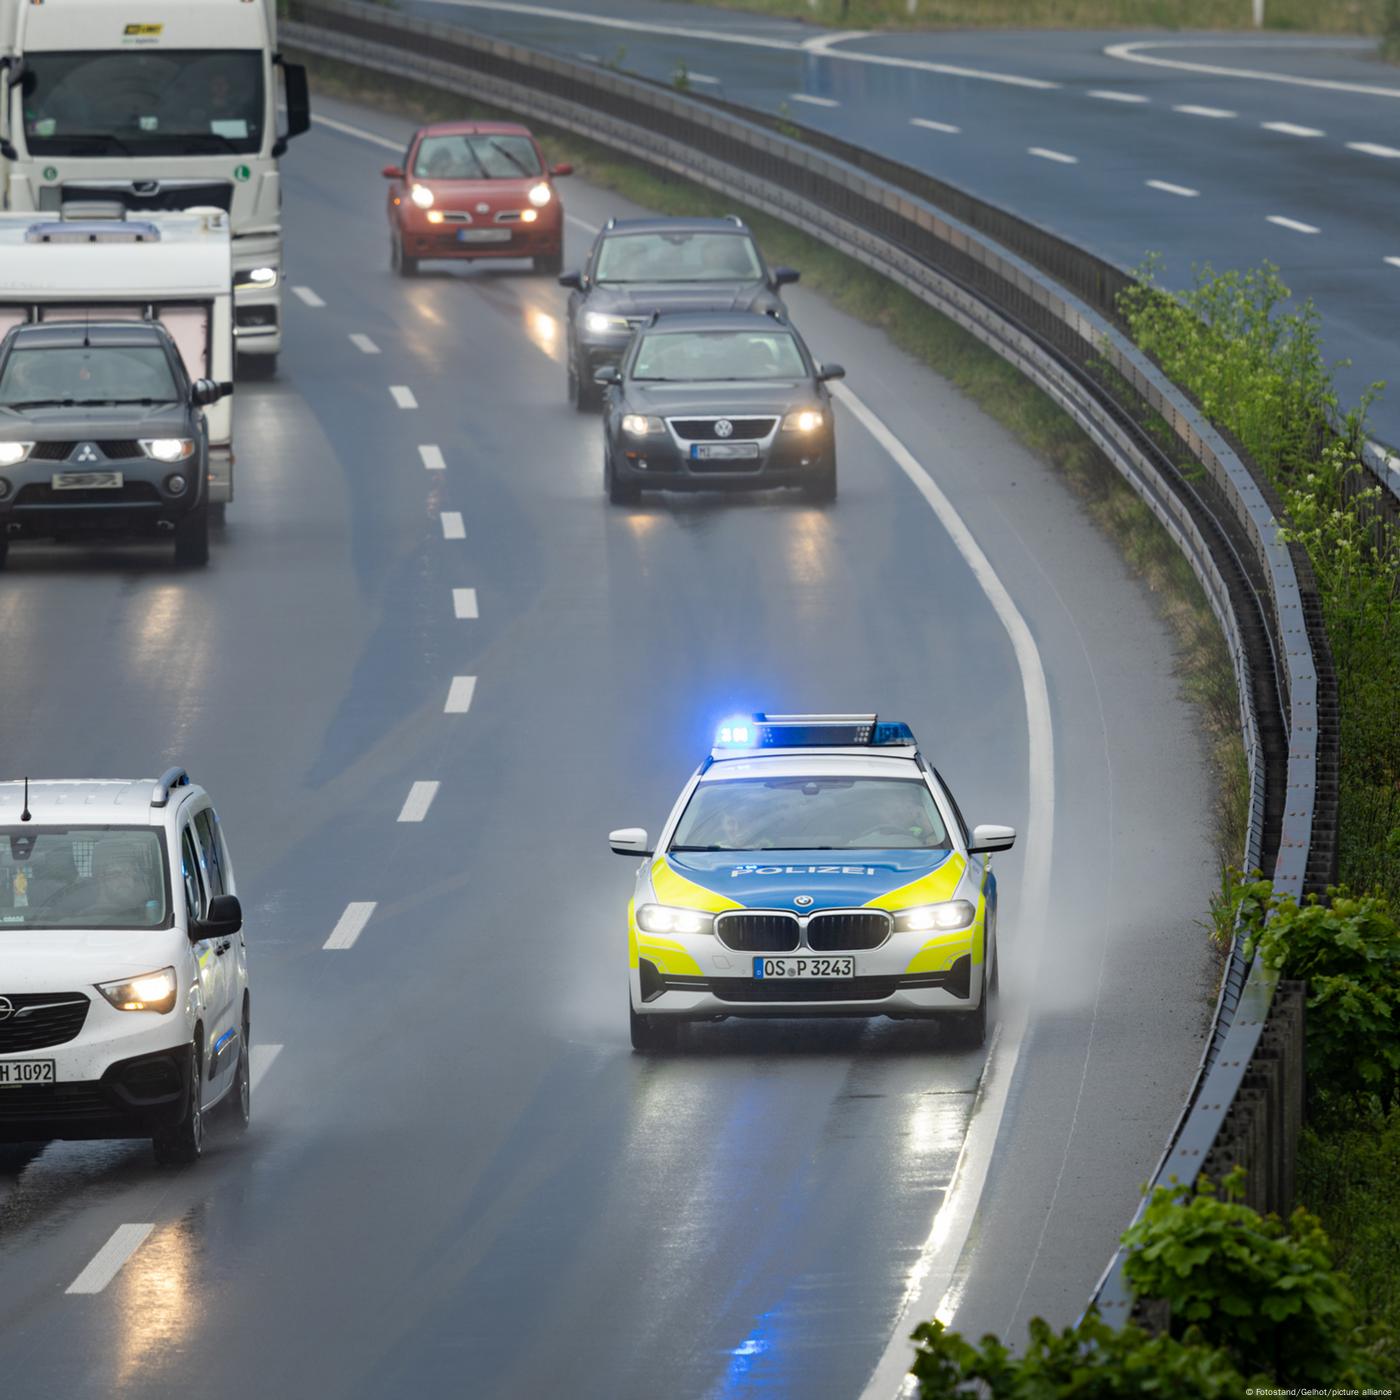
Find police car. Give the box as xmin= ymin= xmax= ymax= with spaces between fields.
xmin=610 ymin=715 xmax=1015 ymax=1051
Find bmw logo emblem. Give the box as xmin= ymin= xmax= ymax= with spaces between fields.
xmin=794 ymin=895 xmax=814 ymax=908
xmin=714 ymin=418 xmax=734 ymax=439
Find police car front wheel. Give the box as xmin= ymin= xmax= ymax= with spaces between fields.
xmin=629 ymin=999 xmax=678 ymax=1052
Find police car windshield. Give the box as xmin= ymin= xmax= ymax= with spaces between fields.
xmin=0 ymin=347 xmax=179 ymax=408
xmin=0 ymin=828 xmax=170 ymax=930
xmin=671 ymin=777 xmax=949 ymax=852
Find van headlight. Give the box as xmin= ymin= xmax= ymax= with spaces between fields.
xmin=410 ymin=184 xmax=435 ymax=209
xmin=636 ymin=904 xmax=715 ymax=936
xmin=894 ymin=900 xmax=976 ymax=933
xmin=141 ymin=438 xmax=196 ymax=462
xmin=97 ymin=966 xmax=178 ymax=1014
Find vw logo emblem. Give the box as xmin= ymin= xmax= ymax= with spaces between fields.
xmin=794 ymin=894 xmax=814 ymax=908
xmin=75 ymin=443 xmax=99 ymax=463
xmin=714 ymin=419 xmax=734 ymax=439
xmin=0 ymin=997 xmax=13 ymax=1022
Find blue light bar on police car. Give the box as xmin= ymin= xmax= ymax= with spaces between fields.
xmin=713 ymin=713 xmax=916 ymax=750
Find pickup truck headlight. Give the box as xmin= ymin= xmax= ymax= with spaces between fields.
xmin=636 ymin=904 xmax=715 ymax=936
xmin=585 ymin=312 xmax=631 ymax=335
xmin=96 ymin=966 xmax=177 ymax=1014
xmin=141 ymin=439 xmax=196 ymax=463
xmin=621 ymin=414 xmax=663 ymax=436
xmin=894 ymin=900 xmax=976 ymax=934
xmin=0 ymin=441 xmax=34 ymax=467
xmin=782 ymin=409 xmax=824 ymax=433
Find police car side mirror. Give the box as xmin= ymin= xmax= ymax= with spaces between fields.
xmin=609 ymin=827 xmax=652 ymax=857
xmin=192 ymin=893 xmax=243 ymax=941
xmin=968 ymin=824 xmax=1016 ymax=854
xmin=557 ymin=270 xmax=582 ymax=290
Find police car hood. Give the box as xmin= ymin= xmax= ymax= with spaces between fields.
xmin=663 ymin=848 xmax=957 ymax=910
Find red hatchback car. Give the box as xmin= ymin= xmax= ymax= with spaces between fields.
xmin=382 ymin=121 xmax=572 ymax=277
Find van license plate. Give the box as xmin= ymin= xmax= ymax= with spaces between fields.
xmin=52 ymin=472 xmax=123 ymax=490
xmin=0 ymin=1060 xmax=55 ymax=1086
xmin=753 ymin=957 xmax=854 ymax=979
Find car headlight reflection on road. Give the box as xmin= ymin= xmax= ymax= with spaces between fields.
xmin=0 ymin=441 xmax=34 ymax=466
xmin=97 ymin=966 xmax=178 ymax=1014
xmin=527 ymin=182 xmax=552 ymax=207
xmin=782 ymin=409 xmax=824 ymax=433
xmin=141 ymin=439 xmax=196 ymax=463
xmin=894 ymin=900 xmax=976 ymax=934
xmin=621 ymin=414 xmax=663 ymax=436
xmin=585 ymin=312 xmax=631 ymax=335
xmin=636 ymin=904 xmax=715 ymax=936
xmin=410 ymin=184 xmax=435 ymax=209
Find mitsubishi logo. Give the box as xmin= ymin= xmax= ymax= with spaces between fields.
xmin=714 ymin=419 xmax=734 ymax=438
xmin=794 ymin=895 xmax=814 ymax=908
xmin=0 ymin=998 xmax=13 ymax=1022
xmin=75 ymin=443 xmax=99 ymax=463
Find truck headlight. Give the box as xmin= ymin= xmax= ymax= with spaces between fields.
xmin=96 ymin=966 xmax=178 ymax=1014
xmin=782 ymin=409 xmax=824 ymax=433
xmin=621 ymin=414 xmax=663 ymax=435
xmin=410 ymin=184 xmax=435 ymax=209
xmin=527 ymin=182 xmax=552 ymax=207
xmin=584 ymin=312 xmax=630 ymax=335
xmin=234 ymin=266 xmax=278 ymax=290
xmin=0 ymin=441 xmax=34 ymax=467
xmin=636 ymin=904 xmax=715 ymax=936
xmin=141 ymin=439 xmax=196 ymax=462
xmin=894 ymin=900 xmax=976 ymax=933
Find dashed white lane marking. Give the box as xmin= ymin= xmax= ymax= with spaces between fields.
xmin=311 ymin=111 xmax=403 ymax=151
xmin=324 ymin=901 xmax=377 ymax=951
xmin=566 ymin=214 xmax=600 ymax=235
xmin=1174 ymin=104 xmax=1236 ymax=118
xmin=911 ymin=117 xmax=961 ymax=134
xmin=390 ymin=385 xmax=418 ymax=409
xmin=789 ymin=93 xmax=839 ymax=107
xmin=445 ymin=676 xmax=477 ymax=714
xmin=1146 ymin=179 xmax=1200 ymax=197
xmin=67 ymin=1225 xmax=153 ymax=1296
xmin=452 ymin=588 xmax=479 ymax=619
xmin=349 ymin=333 xmax=380 ymax=354
xmin=397 ymin=782 xmax=440 ymax=824
xmin=1267 ymin=214 xmax=1320 ymax=234
xmin=687 ymin=71 xmax=720 ymax=84
xmin=1028 ymin=147 xmax=1078 ymax=164
xmin=249 ymin=1043 xmax=282 ymax=1092
xmin=1384 ymin=256 xmax=1400 ymax=269
xmin=1262 ymin=121 xmax=1325 ymax=137
xmin=419 ymin=444 xmax=446 ymax=471
xmin=291 ymin=286 xmax=324 ymax=308
xmin=1347 ymin=141 xmax=1400 ymax=158
xmin=441 ymin=511 xmax=466 ymax=539
xmin=1087 ymin=89 xmax=1147 ymax=103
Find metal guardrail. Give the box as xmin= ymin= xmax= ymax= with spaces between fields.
xmin=284 ymin=0 xmax=1335 ymax=1335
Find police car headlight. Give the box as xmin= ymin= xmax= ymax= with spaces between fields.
xmin=585 ymin=312 xmax=630 ymax=335
xmin=0 ymin=441 xmax=33 ymax=467
xmin=96 ymin=966 xmax=178 ymax=1014
xmin=782 ymin=409 xmax=824 ymax=433
xmin=894 ymin=900 xmax=975 ymax=934
xmin=410 ymin=184 xmax=435 ymax=209
xmin=621 ymin=414 xmax=663 ymax=436
xmin=141 ymin=438 xmax=196 ymax=463
xmin=636 ymin=904 xmax=715 ymax=936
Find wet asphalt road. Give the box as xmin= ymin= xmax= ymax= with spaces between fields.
xmin=0 ymin=97 xmax=1216 ymax=1398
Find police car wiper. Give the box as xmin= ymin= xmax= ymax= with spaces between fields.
xmin=669 ymin=844 xmax=735 ymax=852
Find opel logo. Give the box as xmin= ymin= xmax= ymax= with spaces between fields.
xmin=794 ymin=894 xmax=814 ymax=908
xmin=714 ymin=419 xmax=734 ymax=439
xmin=75 ymin=443 xmax=99 ymax=463
xmin=0 ymin=998 xmax=13 ymax=1023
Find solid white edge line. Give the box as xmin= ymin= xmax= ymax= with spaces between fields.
xmin=833 ymin=382 xmax=1053 ymax=1399
xmin=911 ymin=118 xmax=961 ymax=134
xmin=1028 ymin=147 xmax=1078 ymax=164
xmin=311 ymin=111 xmax=405 ymax=151
xmin=790 ymin=93 xmax=839 ymax=107
xmin=1266 ymin=214 xmax=1320 ymax=234
xmin=419 ymin=444 xmax=446 ymax=471
xmin=441 ymin=511 xmax=466 ymax=538
xmin=66 ymin=1224 xmax=154 ymax=1295
xmin=687 ymin=72 xmax=720 ymax=84
xmin=445 ymin=676 xmax=477 ymax=713
xmin=1346 ymin=141 xmax=1400 ymax=158
xmin=323 ymin=901 xmax=377 ymax=951
xmin=566 ymin=213 xmax=601 ymax=235
xmin=1173 ymin=103 xmax=1236 ymax=118
xmin=249 ymin=1043 xmax=282 ymax=1092
xmin=390 ymin=385 xmax=418 ymax=409
xmin=397 ymin=781 xmax=440 ymax=824
xmin=291 ymin=286 xmax=324 ymax=308
xmin=1261 ymin=121 xmax=1325 ymax=137
xmin=1145 ymin=179 xmax=1200 ymax=198
xmin=452 ymin=587 xmax=479 ymax=619
xmin=1086 ymin=89 xmax=1147 ymax=103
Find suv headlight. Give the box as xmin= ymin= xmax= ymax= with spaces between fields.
xmin=585 ymin=312 xmax=631 ymax=335
xmin=527 ymin=182 xmax=552 ymax=207
xmin=234 ymin=266 xmax=278 ymax=290
xmin=782 ymin=409 xmax=824 ymax=433
xmin=621 ymin=414 xmax=663 ymax=436
xmin=410 ymin=184 xmax=435 ymax=209
xmin=140 ymin=438 xmax=196 ymax=462
xmin=96 ymin=966 xmax=178 ymax=1014
xmin=0 ymin=441 xmax=34 ymax=467
xmin=894 ymin=900 xmax=976 ymax=934
xmin=636 ymin=904 xmax=715 ymax=936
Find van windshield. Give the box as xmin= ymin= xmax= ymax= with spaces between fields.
xmin=0 ymin=828 xmax=171 ymax=929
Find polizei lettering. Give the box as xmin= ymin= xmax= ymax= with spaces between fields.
xmin=730 ymin=865 xmax=878 ymax=876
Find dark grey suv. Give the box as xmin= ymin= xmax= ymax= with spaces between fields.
xmin=559 ymin=216 xmax=798 ymax=410
xmin=0 ymin=322 xmax=230 ymax=568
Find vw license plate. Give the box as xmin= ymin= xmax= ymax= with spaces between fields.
xmin=692 ymin=442 xmax=759 ymax=461
xmin=753 ymin=956 xmax=854 ymax=980
xmin=52 ymin=472 xmax=122 ymax=490
xmin=457 ymin=228 xmax=511 ymax=243
xmin=0 ymin=1060 xmax=55 ymax=1086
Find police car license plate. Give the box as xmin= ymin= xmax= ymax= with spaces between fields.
xmin=458 ymin=228 xmax=511 ymax=243
xmin=692 ymin=442 xmax=759 ymax=461
xmin=0 ymin=1060 xmax=55 ymax=1086
xmin=753 ymin=956 xmax=854 ymax=980
xmin=52 ymin=472 xmax=123 ymax=490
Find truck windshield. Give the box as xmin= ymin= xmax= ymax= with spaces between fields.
xmin=0 ymin=346 xmax=181 ymax=408
xmin=0 ymin=828 xmax=170 ymax=930
xmin=21 ymin=50 xmax=264 ymax=157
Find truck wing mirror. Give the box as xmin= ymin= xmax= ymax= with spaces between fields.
xmin=283 ymin=62 xmax=311 ymax=139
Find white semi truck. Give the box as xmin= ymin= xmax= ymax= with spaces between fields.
xmin=0 ymin=209 xmax=236 ymax=506
xmin=0 ymin=0 xmax=309 ymax=374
